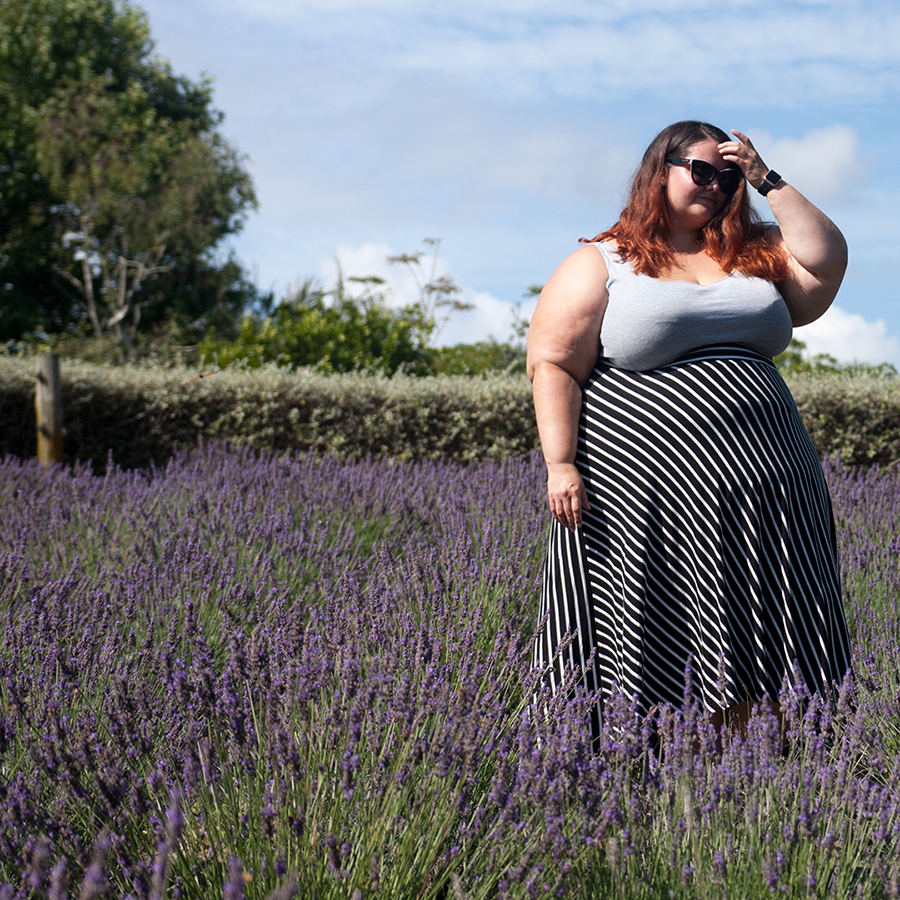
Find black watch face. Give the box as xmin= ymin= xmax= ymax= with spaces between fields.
xmin=765 ymin=170 xmax=781 ymax=186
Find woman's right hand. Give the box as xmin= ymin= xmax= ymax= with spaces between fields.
xmin=528 ymin=244 xmax=607 ymax=533
xmin=547 ymin=462 xmax=590 ymax=530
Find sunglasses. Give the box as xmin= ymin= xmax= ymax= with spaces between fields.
xmin=666 ymin=158 xmax=743 ymax=196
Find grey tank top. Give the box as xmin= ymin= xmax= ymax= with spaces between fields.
xmin=592 ymin=241 xmax=793 ymax=371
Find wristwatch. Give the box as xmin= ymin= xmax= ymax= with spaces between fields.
xmin=757 ymin=170 xmax=782 ymax=196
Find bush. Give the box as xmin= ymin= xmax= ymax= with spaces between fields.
xmin=0 ymin=358 xmax=538 ymax=470
xmin=1 ymin=357 xmax=898 ymax=470
xmin=788 ymin=370 xmax=900 ymax=466
xmin=200 ymin=285 xmax=434 ymax=376
xmin=431 ymin=340 xmax=526 ymax=375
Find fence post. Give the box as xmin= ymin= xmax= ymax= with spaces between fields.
xmin=35 ymin=353 xmax=63 ymax=467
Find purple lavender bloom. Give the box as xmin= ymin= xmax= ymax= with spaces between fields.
xmin=222 ymin=858 xmax=246 ymax=900
xmin=78 ymin=832 xmax=111 ymax=899
xmin=0 ymin=444 xmax=898 ymax=896
xmin=48 ymin=858 xmax=69 ymax=900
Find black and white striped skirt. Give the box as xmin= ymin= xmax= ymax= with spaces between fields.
xmin=532 ymin=344 xmax=852 ymax=719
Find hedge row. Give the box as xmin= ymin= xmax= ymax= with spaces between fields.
xmin=0 ymin=358 xmax=538 ymax=470
xmin=2 ymin=357 xmax=899 ymax=470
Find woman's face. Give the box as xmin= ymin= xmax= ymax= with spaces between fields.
xmin=664 ymin=137 xmax=733 ymax=231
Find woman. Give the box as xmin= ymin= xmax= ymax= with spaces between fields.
xmin=528 ymin=121 xmax=852 ymax=735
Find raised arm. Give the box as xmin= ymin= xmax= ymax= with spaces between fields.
xmin=527 ymin=244 xmax=609 ymax=530
xmin=719 ymin=130 xmax=848 ymax=326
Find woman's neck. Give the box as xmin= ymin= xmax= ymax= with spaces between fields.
xmin=668 ymin=227 xmax=703 ymax=254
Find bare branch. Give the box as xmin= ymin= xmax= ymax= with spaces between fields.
xmin=51 ymin=264 xmax=86 ymax=296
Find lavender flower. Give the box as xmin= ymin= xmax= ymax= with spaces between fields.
xmin=0 ymin=446 xmax=897 ymax=897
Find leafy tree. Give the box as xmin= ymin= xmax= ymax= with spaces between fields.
xmin=0 ymin=0 xmax=255 ymax=345
xmin=429 ymin=285 xmax=536 ymax=375
xmin=200 ymin=241 xmax=539 ymax=377
xmin=774 ymin=338 xmax=898 ymax=378
xmin=200 ymin=271 xmax=434 ymax=375
xmin=431 ymin=340 xmax=525 ymax=375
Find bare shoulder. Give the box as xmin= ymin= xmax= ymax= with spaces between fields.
xmin=538 ymin=243 xmax=610 ymax=310
xmin=527 ymin=244 xmax=610 ymax=384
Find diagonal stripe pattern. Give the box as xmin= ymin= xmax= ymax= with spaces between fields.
xmin=532 ymin=344 xmax=852 ymax=720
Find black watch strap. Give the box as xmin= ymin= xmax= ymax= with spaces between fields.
xmin=757 ymin=170 xmax=782 ymax=196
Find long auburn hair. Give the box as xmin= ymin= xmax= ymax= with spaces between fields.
xmin=582 ymin=121 xmax=787 ymax=281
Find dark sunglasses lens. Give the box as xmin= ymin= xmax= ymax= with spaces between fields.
xmin=718 ymin=167 xmax=742 ymax=195
xmin=689 ymin=160 xmax=717 ymax=186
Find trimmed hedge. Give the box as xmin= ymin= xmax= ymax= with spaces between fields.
xmin=0 ymin=358 xmax=538 ymax=470
xmin=788 ymin=371 xmax=900 ymax=467
xmin=2 ymin=357 xmax=899 ymax=470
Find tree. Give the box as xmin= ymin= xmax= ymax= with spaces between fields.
xmin=774 ymin=338 xmax=898 ymax=378
xmin=200 ymin=271 xmax=434 ymax=375
xmin=431 ymin=340 xmax=525 ymax=375
xmin=34 ymin=73 xmax=251 ymax=349
xmin=200 ymin=240 xmax=502 ymax=376
xmin=0 ymin=0 xmax=255 ymax=344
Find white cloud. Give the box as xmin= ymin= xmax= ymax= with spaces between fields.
xmin=318 ymin=242 xmax=427 ymax=309
xmin=438 ymin=288 xmax=528 ymax=347
xmin=748 ymin=126 xmax=867 ymax=204
xmin=317 ymin=241 xmax=526 ymax=346
xmin=306 ymin=246 xmax=900 ymax=363
xmin=187 ymin=0 xmax=900 ymax=105
xmin=794 ymin=306 xmax=900 ymax=368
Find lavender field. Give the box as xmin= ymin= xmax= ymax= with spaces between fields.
xmin=1 ymin=444 xmax=899 ymax=898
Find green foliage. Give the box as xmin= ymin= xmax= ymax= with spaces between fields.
xmin=0 ymin=0 xmax=256 ymax=344
xmin=431 ymin=340 xmax=526 ymax=375
xmin=199 ymin=241 xmax=520 ymax=376
xmin=775 ymin=338 xmax=898 ymax=378
xmin=789 ymin=369 xmax=900 ymax=465
xmin=2 ymin=358 xmax=900 ymax=471
xmin=199 ymin=275 xmax=434 ymax=376
xmin=0 ymin=357 xmax=539 ymax=470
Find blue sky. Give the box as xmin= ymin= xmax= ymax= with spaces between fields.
xmin=139 ymin=0 xmax=900 ymax=362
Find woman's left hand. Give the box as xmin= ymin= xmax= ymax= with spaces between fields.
xmin=717 ymin=130 xmax=769 ymax=191
xmin=718 ymin=128 xmax=848 ymax=328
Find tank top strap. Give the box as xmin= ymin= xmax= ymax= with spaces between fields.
xmin=588 ymin=240 xmax=630 ymax=277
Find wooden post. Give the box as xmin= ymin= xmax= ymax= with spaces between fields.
xmin=35 ymin=353 xmax=63 ymax=466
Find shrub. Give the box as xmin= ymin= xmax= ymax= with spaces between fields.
xmin=431 ymin=340 xmax=526 ymax=376
xmin=788 ymin=370 xmax=900 ymax=466
xmin=199 ymin=282 xmax=434 ymax=376
xmin=1 ymin=357 xmax=898 ymax=470
xmin=0 ymin=358 xmax=538 ymax=470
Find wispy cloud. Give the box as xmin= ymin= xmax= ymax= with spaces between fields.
xmin=796 ymin=306 xmax=900 ymax=368
xmin=141 ymin=0 xmax=900 ymax=362
xmin=209 ymin=0 xmax=900 ymax=106
xmin=749 ymin=126 xmax=868 ymax=204
xmin=317 ymin=241 xmax=525 ymax=346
